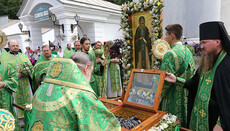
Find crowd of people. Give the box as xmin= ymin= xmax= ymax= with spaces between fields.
xmin=0 ymin=33 xmax=124 ymax=130
xmin=0 ymin=21 xmax=230 ymax=131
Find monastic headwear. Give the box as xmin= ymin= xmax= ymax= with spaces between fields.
xmin=200 ymin=21 xmax=230 ymax=53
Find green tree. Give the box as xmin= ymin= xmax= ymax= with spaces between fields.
xmin=0 ymin=0 xmax=23 ymax=19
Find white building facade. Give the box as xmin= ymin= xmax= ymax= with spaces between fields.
xmin=16 ymin=0 xmax=122 ymax=50
xmin=163 ymin=0 xmax=230 ymax=42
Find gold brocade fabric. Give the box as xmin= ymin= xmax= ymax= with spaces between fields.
xmin=0 ymin=49 xmax=33 ymax=118
xmin=33 ymin=54 xmax=58 ymax=91
xmin=29 ymin=58 xmax=121 ymax=131
xmin=160 ymin=43 xmax=195 ymax=127
xmin=0 ymin=62 xmax=21 ymax=131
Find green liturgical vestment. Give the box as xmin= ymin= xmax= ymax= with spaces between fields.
xmin=88 ymin=50 xmax=103 ymax=96
xmin=0 ymin=49 xmax=33 ymax=118
xmin=190 ymin=51 xmax=226 ymax=131
xmin=33 ymin=53 xmax=58 ymax=91
xmin=160 ymin=42 xmax=195 ymax=127
xmin=29 ymin=58 xmax=121 ymax=131
xmin=102 ymin=55 xmax=122 ymax=98
xmin=63 ymin=47 xmax=75 ymax=58
xmin=0 ymin=62 xmax=21 ymax=130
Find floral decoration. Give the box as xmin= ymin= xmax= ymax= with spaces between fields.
xmin=24 ymin=38 xmax=31 ymax=42
xmin=72 ymin=34 xmax=78 ymax=41
xmin=183 ymin=40 xmax=202 ymax=56
xmin=56 ymin=34 xmax=65 ymax=41
xmin=120 ymin=0 xmax=164 ymax=86
xmin=148 ymin=113 xmax=179 ymax=131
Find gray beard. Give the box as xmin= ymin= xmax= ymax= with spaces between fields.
xmin=198 ymin=49 xmax=218 ymax=74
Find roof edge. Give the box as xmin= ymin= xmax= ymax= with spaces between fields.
xmin=17 ymin=0 xmax=28 ymax=17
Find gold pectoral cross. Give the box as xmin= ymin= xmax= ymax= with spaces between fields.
xmin=205 ymin=77 xmax=211 ymax=85
xmin=199 ymin=109 xmax=207 ymax=117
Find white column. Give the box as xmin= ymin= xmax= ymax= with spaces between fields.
xmin=94 ymin=22 xmax=104 ymax=42
xmin=27 ymin=25 xmax=43 ymax=50
xmin=186 ymin=0 xmax=221 ymax=38
xmin=58 ymin=18 xmax=77 ymax=49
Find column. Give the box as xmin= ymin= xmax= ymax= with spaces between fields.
xmin=58 ymin=18 xmax=77 ymax=49
xmin=27 ymin=25 xmax=43 ymax=50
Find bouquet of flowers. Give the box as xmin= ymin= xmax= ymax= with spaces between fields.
xmin=148 ymin=113 xmax=179 ymax=131
xmin=57 ymin=34 xmax=65 ymax=41
xmin=109 ymin=39 xmax=123 ymax=59
xmin=72 ymin=34 xmax=78 ymax=41
xmin=18 ymin=63 xmax=32 ymax=76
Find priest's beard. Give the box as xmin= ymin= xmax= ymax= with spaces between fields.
xmin=198 ymin=49 xmax=218 ymax=74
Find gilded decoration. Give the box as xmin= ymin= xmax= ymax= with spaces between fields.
xmin=31 ymin=121 xmax=44 ymax=131
xmin=152 ymin=39 xmax=171 ymax=59
xmin=113 ymin=107 xmax=153 ymax=122
xmin=0 ymin=30 xmax=7 ymax=49
xmin=0 ymin=109 xmax=15 ymax=131
xmin=51 ymin=63 xmax=62 ymax=78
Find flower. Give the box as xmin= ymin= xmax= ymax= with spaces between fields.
xmin=157 ymin=2 xmax=162 ymax=6
xmin=171 ymin=115 xmax=177 ymax=123
xmin=72 ymin=34 xmax=78 ymax=41
xmin=148 ymin=113 xmax=178 ymax=131
xmin=24 ymin=38 xmax=31 ymax=42
xmin=161 ymin=123 xmax=168 ymax=128
xmin=57 ymin=34 xmax=65 ymax=41
xmin=130 ymin=2 xmax=134 ymax=6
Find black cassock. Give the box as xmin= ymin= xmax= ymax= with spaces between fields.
xmin=184 ymin=54 xmax=230 ymax=131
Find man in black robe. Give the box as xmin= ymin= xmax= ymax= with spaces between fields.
xmin=164 ymin=21 xmax=230 ymax=131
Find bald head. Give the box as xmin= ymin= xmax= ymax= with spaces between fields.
xmin=8 ymin=40 xmax=19 ymax=54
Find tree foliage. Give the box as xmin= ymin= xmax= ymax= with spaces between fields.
xmin=106 ymin=0 xmax=132 ymax=5
xmin=0 ymin=0 xmax=23 ymax=19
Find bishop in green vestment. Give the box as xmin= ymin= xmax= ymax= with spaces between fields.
xmin=29 ymin=53 xmax=121 ymax=130
xmin=33 ymin=45 xmax=58 ymax=93
xmin=63 ymin=43 xmax=75 ymax=58
xmin=160 ymin=24 xmax=195 ymax=127
xmin=0 ymin=40 xmax=33 ymax=119
xmin=0 ymin=56 xmax=21 ymax=130
xmin=163 ymin=22 xmax=230 ymax=131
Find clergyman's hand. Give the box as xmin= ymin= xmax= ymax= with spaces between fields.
xmin=165 ymin=72 xmax=176 ymax=83
xmin=96 ymin=57 xmax=101 ymax=64
xmin=0 ymin=82 xmax=5 ymax=88
xmin=139 ymin=37 xmax=144 ymax=40
xmin=213 ymin=124 xmax=223 ymax=131
xmin=17 ymin=73 xmax=23 ymax=78
xmin=102 ymin=59 xmax=107 ymax=66
xmin=111 ymin=59 xmax=119 ymax=63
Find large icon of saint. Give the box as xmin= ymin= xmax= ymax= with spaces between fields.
xmin=134 ymin=16 xmax=151 ymax=69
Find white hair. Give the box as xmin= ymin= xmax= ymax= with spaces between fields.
xmin=70 ymin=52 xmax=94 ymax=69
